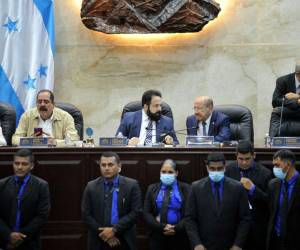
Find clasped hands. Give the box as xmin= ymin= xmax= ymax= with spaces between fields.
xmin=7 ymin=232 xmax=27 ymax=249
xmin=128 ymin=135 xmax=173 ymax=146
xmin=163 ymin=224 xmax=175 ymax=236
xmin=98 ymin=227 xmax=120 ymax=248
xmin=194 ymin=244 xmax=241 ymax=250
xmin=285 ymin=92 xmax=300 ymax=101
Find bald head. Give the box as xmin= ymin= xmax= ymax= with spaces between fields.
xmin=193 ymin=96 xmax=214 ymax=121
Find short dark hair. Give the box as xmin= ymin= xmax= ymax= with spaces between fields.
xmin=162 ymin=159 xmax=177 ymax=170
xmin=14 ymin=149 xmax=34 ymax=163
xmin=273 ymin=149 xmax=296 ymax=165
xmin=207 ymin=153 xmax=225 ymax=166
xmin=236 ymin=140 xmax=254 ymax=155
xmin=142 ymin=90 xmax=162 ymax=106
xmin=37 ymin=89 xmax=54 ymax=103
xmin=101 ymin=151 xmax=121 ymax=164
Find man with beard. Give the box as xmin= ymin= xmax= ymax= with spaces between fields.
xmin=12 ymin=89 xmax=79 ymax=146
xmin=116 ymin=90 xmax=178 ymax=146
xmin=186 ymin=96 xmax=231 ymax=142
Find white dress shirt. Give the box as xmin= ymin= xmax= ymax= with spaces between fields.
xmin=197 ymin=113 xmax=212 ymax=136
xmin=295 ymin=75 xmax=300 ymax=94
xmin=38 ymin=114 xmax=54 ymax=137
xmin=0 ymin=126 xmax=7 ymax=146
xmin=138 ymin=110 xmax=156 ymax=145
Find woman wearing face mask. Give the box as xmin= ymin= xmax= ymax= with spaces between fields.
xmin=143 ymin=159 xmax=191 ymax=250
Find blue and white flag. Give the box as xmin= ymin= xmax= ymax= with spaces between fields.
xmin=0 ymin=0 xmax=55 ymax=123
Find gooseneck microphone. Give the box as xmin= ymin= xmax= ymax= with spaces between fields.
xmin=159 ymin=125 xmax=199 ymax=138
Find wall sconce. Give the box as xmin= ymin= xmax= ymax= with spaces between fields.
xmin=81 ymin=0 xmax=221 ymax=34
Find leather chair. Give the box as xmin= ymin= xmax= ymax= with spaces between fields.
xmin=56 ymin=102 xmax=84 ymax=140
xmin=0 ymin=102 xmax=16 ymax=146
xmin=214 ymin=104 xmax=254 ymax=142
xmin=121 ymin=101 xmax=173 ymax=120
xmin=269 ymin=107 xmax=300 ymax=137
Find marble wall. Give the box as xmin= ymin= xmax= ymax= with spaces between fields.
xmin=54 ymin=0 xmax=300 ymax=145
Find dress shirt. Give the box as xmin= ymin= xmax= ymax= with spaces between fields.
xmin=209 ymin=177 xmax=224 ymax=202
xmin=104 ymin=175 xmax=120 ymax=226
xmin=138 ymin=110 xmax=156 ymax=145
xmin=38 ymin=113 xmax=54 ymax=137
xmin=239 ymin=161 xmax=256 ymax=196
xmin=197 ymin=113 xmax=212 ymax=136
xmin=295 ymin=75 xmax=300 ymax=94
xmin=0 ymin=126 xmax=7 ymax=146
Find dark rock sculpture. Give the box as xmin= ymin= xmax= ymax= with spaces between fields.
xmin=81 ymin=0 xmax=221 ymax=34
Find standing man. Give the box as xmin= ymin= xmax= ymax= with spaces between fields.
xmin=267 ymin=149 xmax=300 ymax=250
xmin=0 ymin=149 xmax=51 ymax=250
xmin=225 ymin=140 xmax=273 ymax=250
xmin=185 ymin=153 xmax=251 ymax=250
xmin=82 ymin=152 xmax=142 ymax=250
xmin=116 ymin=89 xmax=179 ymax=146
xmin=186 ymin=96 xmax=231 ymax=142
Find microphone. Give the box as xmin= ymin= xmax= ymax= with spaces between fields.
xmin=278 ymin=96 xmax=285 ymax=136
xmin=159 ymin=126 xmax=199 ymax=138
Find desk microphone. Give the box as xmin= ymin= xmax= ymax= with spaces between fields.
xmin=159 ymin=125 xmax=199 ymax=138
xmin=278 ymin=96 xmax=285 ymax=136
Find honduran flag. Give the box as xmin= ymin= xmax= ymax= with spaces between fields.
xmin=0 ymin=0 xmax=55 ymax=123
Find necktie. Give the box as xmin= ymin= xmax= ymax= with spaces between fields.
xmin=202 ymin=121 xmax=207 ymax=136
xmin=214 ymin=182 xmax=221 ymax=213
xmin=160 ymin=187 xmax=171 ymax=224
xmin=144 ymin=120 xmax=153 ymax=145
xmin=280 ymin=182 xmax=289 ymax=237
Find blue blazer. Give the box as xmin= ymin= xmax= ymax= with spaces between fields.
xmin=116 ymin=110 xmax=179 ymax=144
xmin=186 ymin=110 xmax=231 ymax=142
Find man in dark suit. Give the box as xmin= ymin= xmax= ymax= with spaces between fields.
xmin=81 ymin=151 xmax=142 ymax=250
xmin=225 ymin=140 xmax=273 ymax=250
xmin=267 ymin=149 xmax=300 ymax=250
xmin=186 ymin=96 xmax=230 ymax=142
xmin=116 ymin=89 xmax=179 ymax=146
xmin=185 ymin=152 xmax=251 ymax=250
xmin=0 ymin=149 xmax=50 ymax=250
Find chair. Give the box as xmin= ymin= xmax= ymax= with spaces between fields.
xmin=56 ymin=102 xmax=84 ymax=140
xmin=214 ymin=104 xmax=254 ymax=142
xmin=121 ymin=101 xmax=173 ymax=120
xmin=0 ymin=102 xmax=16 ymax=146
xmin=269 ymin=107 xmax=300 ymax=137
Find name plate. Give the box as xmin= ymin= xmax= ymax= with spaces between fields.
xmin=20 ymin=137 xmax=48 ymax=147
xmin=271 ymin=137 xmax=300 ymax=147
xmin=99 ymin=137 xmax=128 ymax=146
xmin=185 ymin=136 xmax=214 ymax=147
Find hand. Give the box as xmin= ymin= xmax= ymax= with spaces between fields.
xmin=98 ymin=227 xmax=115 ymax=242
xmin=194 ymin=244 xmax=206 ymax=250
xmin=230 ymin=245 xmax=242 ymax=250
xmin=107 ymin=237 xmax=121 ymax=248
xmin=9 ymin=232 xmax=26 ymax=247
xmin=240 ymin=177 xmax=254 ymax=190
xmin=164 ymin=135 xmax=174 ymax=145
xmin=128 ymin=137 xmax=139 ymax=146
xmin=48 ymin=137 xmax=57 ymax=146
xmin=285 ymin=92 xmax=299 ymax=100
xmin=163 ymin=224 xmax=175 ymax=235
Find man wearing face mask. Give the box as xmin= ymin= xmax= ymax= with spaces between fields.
xmin=116 ymin=90 xmax=179 ymax=146
xmin=186 ymin=96 xmax=231 ymax=142
xmin=266 ymin=149 xmax=300 ymax=250
xmin=12 ymin=89 xmax=79 ymax=146
xmin=225 ymin=140 xmax=273 ymax=250
xmin=185 ymin=153 xmax=251 ymax=250
xmin=144 ymin=159 xmax=191 ymax=250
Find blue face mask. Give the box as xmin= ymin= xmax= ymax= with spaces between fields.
xmin=208 ymin=171 xmax=224 ymax=182
xmin=273 ymin=167 xmax=287 ymax=180
xmin=160 ymin=174 xmax=176 ymax=186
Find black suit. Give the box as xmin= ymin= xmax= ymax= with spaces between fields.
xmin=0 ymin=175 xmax=50 ymax=250
xmin=81 ymin=175 xmax=142 ymax=250
xmin=266 ymin=176 xmax=300 ymax=250
xmin=272 ymin=73 xmax=299 ymax=110
xmin=143 ymin=181 xmax=191 ymax=250
xmin=185 ymin=177 xmax=251 ymax=250
xmin=225 ymin=161 xmax=273 ymax=250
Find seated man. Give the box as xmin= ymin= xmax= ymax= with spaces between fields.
xmin=186 ymin=96 xmax=231 ymax=142
xmin=12 ymin=89 xmax=79 ymax=146
xmin=116 ymin=89 xmax=179 ymax=146
xmin=0 ymin=125 xmax=7 ymax=146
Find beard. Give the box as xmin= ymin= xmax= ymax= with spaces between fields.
xmin=39 ymin=106 xmax=48 ymax=111
xmin=147 ymin=107 xmax=161 ymax=122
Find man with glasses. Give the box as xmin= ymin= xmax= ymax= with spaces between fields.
xmin=186 ymin=96 xmax=230 ymax=142
xmin=12 ymin=89 xmax=79 ymax=146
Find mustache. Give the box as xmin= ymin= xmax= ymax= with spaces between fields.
xmin=39 ymin=107 xmax=48 ymax=111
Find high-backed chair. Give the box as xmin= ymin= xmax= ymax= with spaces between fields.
xmin=269 ymin=107 xmax=300 ymax=137
xmin=214 ymin=104 xmax=254 ymax=142
xmin=0 ymin=102 xmax=16 ymax=145
xmin=56 ymin=102 xmax=84 ymax=140
xmin=121 ymin=101 xmax=173 ymax=121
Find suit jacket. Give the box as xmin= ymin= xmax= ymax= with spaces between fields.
xmin=185 ymin=177 xmax=251 ymax=250
xmin=143 ymin=181 xmax=191 ymax=234
xmin=266 ymin=176 xmax=300 ymax=250
xmin=0 ymin=175 xmax=50 ymax=250
xmin=81 ymin=175 xmax=142 ymax=250
xmin=225 ymin=161 xmax=273 ymax=249
xmin=272 ymin=73 xmax=300 ymax=110
xmin=116 ymin=110 xmax=179 ymax=144
xmin=186 ymin=110 xmax=231 ymax=142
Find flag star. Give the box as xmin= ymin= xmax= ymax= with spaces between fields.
xmin=23 ymin=75 xmax=36 ymax=89
xmin=37 ymin=65 xmax=48 ymax=77
xmin=3 ymin=17 xmax=18 ymax=33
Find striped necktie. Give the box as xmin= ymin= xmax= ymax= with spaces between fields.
xmin=144 ymin=120 xmax=153 ymax=145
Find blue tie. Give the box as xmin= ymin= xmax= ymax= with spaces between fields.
xmin=202 ymin=121 xmax=207 ymax=136
xmin=144 ymin=120 xmax=153 ymax=145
